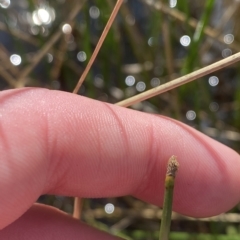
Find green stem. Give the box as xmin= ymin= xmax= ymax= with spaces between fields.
xmin=159 ymin=156 xmax=179 ymax=240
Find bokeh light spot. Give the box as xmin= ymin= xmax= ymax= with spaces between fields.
xmin=136 ymin=81 xmax=146 ymax=92
xmin=169 ymin=0 xmax=177 ymax=8
xmin=10 ymin=54 xmax=21 ymax=66
xmin=186 ymin=110 xmax=196 ymax=120
xmin=209 ymin=102 xmax=219 ymax=112
xmin=47 ymin=53 xmax=53 ymax=63
xmin=104 ymin=203 xmax=115 ymax=214
xmin=89 ymin=6 xmax=100 ymax=19
xmin=222 ymin=48 xmax=232 ymax=58
xmin=180 ymin=35 xmax=191 ymax=47
xmin=208 ymin=76 xmax=219 ymax=87
xmin=125 ymin=75 xmax=135 ymax=86
xmin=32 ymin=7 xmax=55 ymax=26
xmin=0 ymin=0 xmax=10 ymax=8
xmin=151 ymin=77 xmax=160 ymax=87
xmin=30 ymin=26 xmax=40 ymax=35
xmin=94 ymin=74 xmax=104 ymax=88
xmin=148 ymin=37 xmax=155 ymax=47
xmin=224 ymin=34 xmax=234 ymax=44
xmin=62 ymin=23 xmax=72 ymax=34
xmin=77 ymin=51 xmax=87 ymax=62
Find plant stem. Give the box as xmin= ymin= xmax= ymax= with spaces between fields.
xmin=159 ymin=156 xmax=179 ymax=240
xmin=73 ymin=197 xmax=83 ymax=219
xmin=73 ymin=0 xmax=123 ymax=94
xmin=116 ymin=51 xmax=240 ymax=107
xmin=72 ymin=0 xmax=124 ymax=219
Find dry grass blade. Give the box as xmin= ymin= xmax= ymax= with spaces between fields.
xmin=73 ymin=0 xmax=124 ymax=94
xmin=72 ymin=0 xmax=124 ymax=219
xmin=73 ymin=197 xmax=83 ymax=219
xmin=15 ymin=0 xmax=86 ymax=88
xmin=116 ymin=52 xmax=240 ymax=107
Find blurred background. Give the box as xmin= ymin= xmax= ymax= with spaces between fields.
xmin=1 ymin=0 xmax=240 ymax=239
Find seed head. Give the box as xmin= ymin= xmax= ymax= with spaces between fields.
xmin=166 ymin=155 xmax=179 ymax=178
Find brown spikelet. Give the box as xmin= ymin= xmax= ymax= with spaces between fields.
xmin=166 ymin=155 xmax=179 ymax=178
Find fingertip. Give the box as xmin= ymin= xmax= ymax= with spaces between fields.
xmin=135 ymin=117 xmax=240 ymax=217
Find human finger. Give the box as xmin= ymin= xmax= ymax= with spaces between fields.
xmin=0 ymin=204 xmax=122 ymax=240
xmin=0 ymin=88 xmax=240 ymax=230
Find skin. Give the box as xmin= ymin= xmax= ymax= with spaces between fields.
xmin=0 ymin=88 xmax=240 ymax=239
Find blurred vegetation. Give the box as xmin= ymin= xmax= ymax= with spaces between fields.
xmin=1 ymin=0 xmax=240 ymax=239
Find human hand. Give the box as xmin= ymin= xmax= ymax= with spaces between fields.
xmin=0 ymin=88 xmax=240 ymax=239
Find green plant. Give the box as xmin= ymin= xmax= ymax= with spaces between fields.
xmin=159 ymin=156 xmax=179 ymax=240
xmin=1 ymin=0 xmax=240 ymax=239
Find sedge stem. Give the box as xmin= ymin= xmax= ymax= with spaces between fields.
xmin=159 ymin=155 xmax=179 ymax=240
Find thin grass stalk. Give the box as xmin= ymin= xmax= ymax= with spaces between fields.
xmin=106 ymin=0 xmax=121 ymax=41
xmin=120 ymin=3 xmax=151 ymax=62
xmin=159 ymin=156 xmax=179 ymax=240
xmin=73 ymin=0 xmax=123 ymax=94
xmin=183 ymin=0 xmax=215 ymax=73
xmin=72 ymin=0 xmax=124 ymax=219
xmin=116 ymin=51 xmax=240 ymax=107
xmin=161 ymin=16 xmax=181 ymax=119
xmin=73 ymin=197 xmax=83 ymax=219
xmin=50 ymin=36 xmax=68 ymax=80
